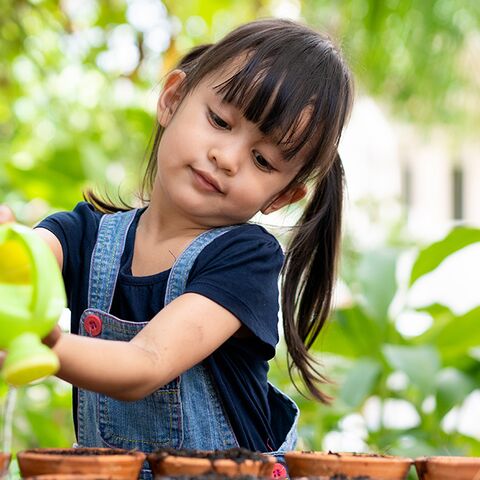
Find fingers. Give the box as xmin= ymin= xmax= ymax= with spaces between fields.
xmin=42 ymin=324 xmax=62 ymax=348
xmin=0 ymin=205 xmax=15 ymax=224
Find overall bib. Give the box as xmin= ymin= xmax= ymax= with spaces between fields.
xmin=76 ymin=209 xmax=299 ymax=479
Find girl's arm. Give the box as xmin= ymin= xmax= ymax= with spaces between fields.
xmin=1 ymin=207 xmax=241 ymax=400
xmin=34 ymin=227 xmax=64 ymax=269
xmin=53 ymin=292 xmax=241 ymax=401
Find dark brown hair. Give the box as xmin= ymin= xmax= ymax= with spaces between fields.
xmin=86 ymin=18 xmax=354 ymax=402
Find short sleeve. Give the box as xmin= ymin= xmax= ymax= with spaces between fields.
xmin=36 ymin=202 xmax=99 ymax=271
xmin=184 ymin=224 xmax=284 ymax=351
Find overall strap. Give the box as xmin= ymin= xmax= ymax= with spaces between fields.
xmin=165 ymin=226 xmax=239 ymax=305
xmin=88 ymin=209 xmax=137 ymax=312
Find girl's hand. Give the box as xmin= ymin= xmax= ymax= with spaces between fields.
xmin=42 ymin=324 xmax=62 ymax=348
xmin=0 ymin=205 xmax=15 ymax=224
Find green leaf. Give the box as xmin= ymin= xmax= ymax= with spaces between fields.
xmin=319 ymin=305 xmax=384 ymax=358
xmin=410 ymin=303 xmax=455 ymax=345
xmin=339 ymin=358 xmax=381 ymax=408
xmin=412 ymin=306 xmax=480 ymax=365
xmin=416 ymin=307 xmax=480 ymax=365
xmin=435 ymin=368 xmax=475 ymax=417
xmin=409 ymin=227 xmax=480 ymax=286
xmin=356 ymin=248 xmax=398 ymax=324
xmin=383 ymin=344 xmax=441 ymax=394
xmin=417 ymin=303 xmax=454 ymax=319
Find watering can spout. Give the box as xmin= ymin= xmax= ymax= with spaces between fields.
xmin=0 ymin=223 xmax=66 ymax=386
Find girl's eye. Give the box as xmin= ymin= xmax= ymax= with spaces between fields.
xmin=253 ymin=152 xmax=274 ymax=172
xmin=209 ymin=109 xmax=230 ymax=130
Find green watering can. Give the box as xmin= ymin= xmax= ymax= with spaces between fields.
xmin=0 ymin=223 xmax=66 ymax=386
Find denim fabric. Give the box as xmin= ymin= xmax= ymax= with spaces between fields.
xmin=76 ymin=210 xmax=299 ymax=479
xmin=266 ymin=382 xmax=299 ymax=463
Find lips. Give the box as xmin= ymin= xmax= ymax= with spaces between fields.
xmin=191 ymin=168 xmax=223 ymax=193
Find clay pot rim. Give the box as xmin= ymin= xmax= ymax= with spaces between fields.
xmin=285 ymin=451 xmax=413 ymax=465
xmin=23 ymin=476 xmax=114 ymax=479
xmin=18 ymin=448 xmax=145 ymax=462
xmin=147 ymin=453 xmax=277 ymax=478
xmin=147 ymin=454 xmax=276 ymax=466
xmin=147 ymin=450 xmax=276 ymax=461
xmin=416 ymin=456 xmax=480 ymax=464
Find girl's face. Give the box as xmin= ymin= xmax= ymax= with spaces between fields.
xmin=154 ymin=67 xmax=307 ymax=228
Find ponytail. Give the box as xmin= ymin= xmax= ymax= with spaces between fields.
xmin=281 ymin=151 xmax=345 ymax=403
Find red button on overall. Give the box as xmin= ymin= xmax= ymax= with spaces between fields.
xmin=272 ymin=462 xmax=288 ymax=479
xmin=84 ymin=314 xmax=102 ymax=337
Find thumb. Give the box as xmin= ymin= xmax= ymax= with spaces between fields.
xmin=0 ymin=205 xmax=15 ymax=224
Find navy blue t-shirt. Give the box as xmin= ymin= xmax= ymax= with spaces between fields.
xmin=37 ymin=202 xmax=284 ymax=452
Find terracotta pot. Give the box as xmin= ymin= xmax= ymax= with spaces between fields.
xmin=153 ymin=476 xmax=262 ymax=480
xmin=415 ymin=455 xmax=480 ymax=480
xmin=23 ymin=476 xmax=113 ymax=479
xmin=0 ymin=452 xmax=11 ymax=478
xmin=17 ymin=447 xmax=145 ymax=479
xmin=284 ymin=451 xmax=412 ymax=480
xmin=147 ymin=447 xmax=276 ymax=478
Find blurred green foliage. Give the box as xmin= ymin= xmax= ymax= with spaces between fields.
xmin=1 ymin=0 xmax=478 ymax=216
xmin=303 ymin=0 xmax=480 ymax=129
xmin=271 ymin=226 xmax=480 ymax=461
xmin=1 ymin=2 xmax=480 ymax=479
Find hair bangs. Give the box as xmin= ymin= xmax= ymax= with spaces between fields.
xmin=211 ymin=50 xmax=348 ymax=174
xmin=212 ymin=55 xmax=317 ymax=161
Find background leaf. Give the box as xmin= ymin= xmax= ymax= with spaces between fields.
xmin=409 ymin=228 xmax=480 ymax=286
xmin=435 ymin=368 xmax=475 ymax=418
xmin=339 ymin=358 xmax=381 ymax=408
xmin=383 ymin=344 xmax=441 ymax=395
xmin=355 ymin=248 xmax=399 ymax=324
xmin=413 ymin=306 xmax=480 ymax=366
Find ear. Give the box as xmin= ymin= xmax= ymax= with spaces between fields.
xmin=157 ymin=69 xmax=187 ymax=127
xmin=261 ymin=183 xmax=307 ymax=215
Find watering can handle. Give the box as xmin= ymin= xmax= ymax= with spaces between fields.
xmin=6 ymin=224 xmax=65 ymax=328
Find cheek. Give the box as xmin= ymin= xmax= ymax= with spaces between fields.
xmin=233 ymin=180 xmax=274 ymax=209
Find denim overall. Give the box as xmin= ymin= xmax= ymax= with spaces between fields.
xmin=76 ymin=209 xmax=299 ymax=479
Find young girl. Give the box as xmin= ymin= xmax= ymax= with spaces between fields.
xmin=2 ymin=18 xmax=353 ymax=480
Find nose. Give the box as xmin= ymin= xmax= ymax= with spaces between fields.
xmin=208 ymin=146 xmax=240 ymax=175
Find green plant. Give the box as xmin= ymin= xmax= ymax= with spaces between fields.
xmin=270 ymin=227 xmax=480 ymax=459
